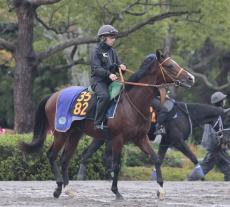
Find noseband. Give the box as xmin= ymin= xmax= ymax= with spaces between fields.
xmin=159 ymin=57 xmax=186 ymax=86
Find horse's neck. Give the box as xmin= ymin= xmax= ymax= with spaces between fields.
xmin=125 ymin=86 xmax=157 ymax=114
xmin=187 ymin=103 xmax=221 ymax=126
xmin=176 ymin=103 xmax=193 ymax=126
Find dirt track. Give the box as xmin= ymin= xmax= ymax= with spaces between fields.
xmin=0 ymin=181 xmax=229 ymax=207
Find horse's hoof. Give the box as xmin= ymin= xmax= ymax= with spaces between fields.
xmin=116 ymin=193 xmax=124 ymax=200
xmin=53 ymin=188 xmax=62 ymax=198
xmin=64 ymin=186 xmax=76 ymax=198
xmin=157 ymin=190 xmax=165 ymax=201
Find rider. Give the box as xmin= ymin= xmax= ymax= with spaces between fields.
xmin=152 ymin=93 xmax=175 ymax=135
xmin=90 ymin=25 xmax=126 ymax=130
xmin=188 ymin=91 xmax=230 ymax=181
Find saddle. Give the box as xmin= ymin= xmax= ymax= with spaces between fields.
xmin=55 ymin=82 xmax=122 ymax=132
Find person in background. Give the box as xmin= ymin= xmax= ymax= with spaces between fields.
xmin=152 ymin=94 xmax=175 ymax=135
xmin=188 ymin=91 xmax=230 ymax=181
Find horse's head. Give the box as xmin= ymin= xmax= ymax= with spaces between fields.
xmin=156 ymin=49 xmax=195 ymax=88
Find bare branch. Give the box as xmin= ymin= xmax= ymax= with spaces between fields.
xmin=37 ymin=36 xmax=97 ymax=60
xmin=35 ymin=12 xmax=59 ymax=34
xmin=24 ymin=0 xmax=61 ymax=6
xmin=0 ymin=38 xmax=15 ymax=52
xmin=70 ymin=45 xmax=78 ymax=60
xmin=188 ymin=51 xmax=219 ymax=71
xmin=189 ymin=68 xmax=230 ymax=90
xmin=38 ymin=58 xmax=89 ymax=71
xmin=108 ymin=1 xmax=185 ymax=25
xmin=125 ymin=9 xmax=151 ymax=16
xmin=109 ymin=0 xmax=141 ymax=24
xmin=118 ymin=10 xmax=196 ymax=37
xmin=35 ymin=11 xmax=79 ymax=37
xmin=38 ymin=10 xmax=198 ymax=61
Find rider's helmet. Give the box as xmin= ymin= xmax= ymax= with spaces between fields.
xmin=97 ymin=25 xmax=118 ymax=38
xmin=211 ymin=91 xmax=227 ymax=104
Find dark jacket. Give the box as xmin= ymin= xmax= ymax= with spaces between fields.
xmin=90 ymin=42 xmax=121 ymax=86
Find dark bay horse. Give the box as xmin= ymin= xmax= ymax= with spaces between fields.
xmin=20 ymin=50 xmax=194 ymax=200
xmin=149 ymin=102 xmax=225 ymax=173
xmin=76 ymin=102 xmax=225 ymax=180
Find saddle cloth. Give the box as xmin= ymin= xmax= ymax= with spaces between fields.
xmin=55 ymin=83 xmax=122 ymax=132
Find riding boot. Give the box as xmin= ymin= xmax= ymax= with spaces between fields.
xmin=94 ymin=97 xmax=110 ymax=130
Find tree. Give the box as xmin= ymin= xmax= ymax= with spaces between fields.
xmin=0 ymin=0 xmax=197 ymax=133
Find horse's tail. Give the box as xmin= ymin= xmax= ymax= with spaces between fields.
xmin=20 ymin=95 xmax=51 ymax=154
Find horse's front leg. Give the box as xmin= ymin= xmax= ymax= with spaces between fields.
xmin=111 ymin=136 xmax=123 ymax=200
xmin=151 ymin=136 xmax=169 ymax=181
xmin=135 ymin=136 xmax=165 ymax=200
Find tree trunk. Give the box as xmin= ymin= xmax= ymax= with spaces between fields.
xmin=14 ymin=3 xmax=36 ymax=133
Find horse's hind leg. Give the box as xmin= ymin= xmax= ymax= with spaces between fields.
xmin=135 ymin=136 xmax=165 ymax=200
xmin=47 ymin=132 xmax=66 ymax=198
xmin=174 ymin=136 xmax=199 ymax=165
xmin=61 ymin=128 xmax=83 ymax=187
xmin=77 ymin=138 xmax=104 ymax=180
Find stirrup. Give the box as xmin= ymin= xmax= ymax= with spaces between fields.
xmin=95 ymin=122 xmax=109 ymax=130
xmin=154 ymin=126 xmax=166 ymax=135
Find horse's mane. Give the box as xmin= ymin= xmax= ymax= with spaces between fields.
xmin=125 ymin=54 xmax=157 ymax=91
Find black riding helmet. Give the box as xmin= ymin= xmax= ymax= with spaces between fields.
xmin=211 ymin=91 xmax=227 ymax=107
xmin=97 ymin=25 xmax=118 ymax=38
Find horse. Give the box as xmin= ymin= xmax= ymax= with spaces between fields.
xmin=149 ymin=102 xmax=225 ymax=175
xmin=76 ymin=101 xmax=225 ymax=180
xmin=20 ymin=49 xmax=194 ymax=200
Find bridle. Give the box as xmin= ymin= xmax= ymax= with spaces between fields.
xmin=158 ymin=57 xmax=186 ymax=87
xmin=116 ymin=57 xmax=188 ymax=122
xmin=116 ymin=57 xmax=186 ymax=88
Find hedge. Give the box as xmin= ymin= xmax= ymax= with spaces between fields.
xmin=1 ymin=134 xmax=215 ymax=181
xmin=0 ymin=134 xmax=106 ymax=180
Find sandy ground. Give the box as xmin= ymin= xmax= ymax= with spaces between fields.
xmin=0 ymin=181 xmax=229 ymax=207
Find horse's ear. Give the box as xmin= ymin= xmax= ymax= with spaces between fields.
xmin=156 ymin=49 xmax=162 ymax=61
xmin=163 ymin=47 xmax=170 ymax=57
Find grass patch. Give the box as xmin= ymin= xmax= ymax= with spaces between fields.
xmin=120 ymin=166 xmax=224 ymax=181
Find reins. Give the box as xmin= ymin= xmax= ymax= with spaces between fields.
xmin=116 ymin=58 xmax=181 ymax=122
xmin=117 ymin=65 xmax=177 ymax=88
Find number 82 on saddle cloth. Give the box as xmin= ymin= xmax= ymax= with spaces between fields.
xmin=72 ymin=91 xmax=92 ymax=116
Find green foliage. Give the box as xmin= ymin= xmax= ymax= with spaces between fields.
xmin=162 ymin=153 xmax=183 ymax=168
xmin=0 ymin=134 xmax=106 ymax=180
xmin=121 ymin=166 xmax=224 ymax=181
xmin=0 ymin=134 xmax=227 ymax=181
xmin=123 ymin=144 xmax=149 ymax=167
xmin=2 ymin=0 xmax=230 ymax=130
xmin=123 ymin=144 xmax=184 ymax=168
